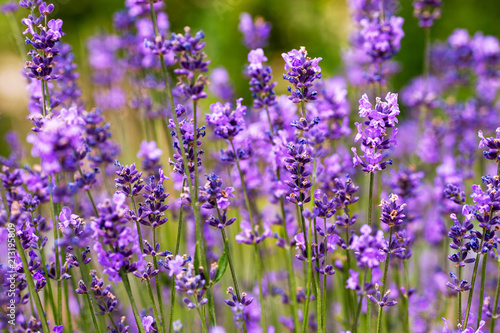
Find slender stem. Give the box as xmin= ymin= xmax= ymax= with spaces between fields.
xmin=33 ymin=222 xmax=57 ymax=319
xmin=64 ymin=279 xmax=73 ymax=333
xmin=376 ymin=227 xmax=393 ymax=333
xmin=464 ymin=228 xmax=486 ymax=326
xmin=168 ymin=179 xmax=186 ymax=332
xmin=229 ymin=140 xmax=266 ymax=332
xmin=352 ymin=271 xmax=366 ymax=333
xmin=49 ymin=175 xmax=63 ymax=325
xmin=146 ymin=279 xmax=163 ymax=333
xmin=490 ymin=257 xmax=500 ymax=333
xmin=301 ymin=205 xmax=313 ymax=333
xmin=367 ymin=268 xmax=372 ymax=331
xmin=15 ymin=237 xmax=51 ymax=333
xmin=458 ymin=252 xmax=463 ymax=327
xmin=368 ymin=172 xmax=374 ymax=228
xmin=79 ymin=265 xmax=101 ymax=333
xmin=219 ymin=217 xmax=241 ymax=297
xmin=130 ymin=194 xmax=144 ymax=254
xmin=153 ymin=228 xmax=167 ymax=333
xmin=199 ymin=306 xmax=209 ymax=333
xmin=477 ymin=252 xmax=488 ymax=328
xmin=280 ymin=193 xmax=300 ymax=332
xmin=265 ymin=106 xmax=274 ymax=135
xmin=120 ymin=271 xmax=146 ymax=333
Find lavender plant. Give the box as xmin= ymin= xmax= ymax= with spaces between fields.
xmin=2 ymin=1 xmax=500 ymax=333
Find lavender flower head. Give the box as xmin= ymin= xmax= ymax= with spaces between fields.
xmin=171 ymin=27 xmax=210 ymax=100
xmin=209 ymin=67 xmax=234 ymax=102
xmin=282 ymin=47 xmax=322 ymax=104
xmin=352 ymin=92 xmax=400 ymax=173
xmin=379 ymin=194 xmax=406 ymax=227
xmin=27 ymin=108 xmax=87 ymax=174
xmin=238 ymin=12 xmax=271 ymax=49
xmin=137 ymin=140 xmax=162 ymax=176
xmin=478 ymin=127 xmax=500 ymax=162
xmin=206 ymin=98 xmax=247 ymax=141
xmin=360 ymin=15 xmax=404 ymax=63
xmin=247 ymin=48 xmax=277 ymax=109
xmin=413 ymin=0 xmax=442 ymax=28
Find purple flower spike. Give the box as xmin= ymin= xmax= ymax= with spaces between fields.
xmin=238 ymin=12 xmax=271 ymax=49
xmin=352 ymin=92 xmax=400 ymax=173
xmin=282 ymin=47 xmax=322 ymax=104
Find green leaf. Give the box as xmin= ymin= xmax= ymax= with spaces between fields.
xmin=212 ymin=241 xmax=229 ymax=284
xmin=193 ymin=241 xmax=201 ymax=275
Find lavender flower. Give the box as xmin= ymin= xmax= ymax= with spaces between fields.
xmin=247 ymin=48 xmax=277 ymax=109
xmin=478 ymin=127 xmax=500 ymax=162
xmin=238 ymin=12 xmax=271 ymax=49
xmin=413 ymin=0 xmax=442 ymax=28
xmin=282 ymin=47 xmax=322 ymax=103
xmin=225 ymin=287 xmax=254 ymax=327
xmin=137 ymin=140 xmax=162 ymax=176
xmin=352 ymin=92 xmax=400 ymax=173
xmin=171 ymin=27 xmax=209 ymax=100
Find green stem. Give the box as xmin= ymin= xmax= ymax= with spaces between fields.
xmin=458 ymin=253 xmax=463 ymax=327
xmin=169 ymin=179 xmax=186 ymax=332
xmin=376 ymin=227 xmax=393 ymax=333
xmin=220 ymin=223 xmax=241 ymax=297
xmin=490 ymin=256 xmax=500 ymax=333
xmin=146 ymin=279 xmax=163 ymax=333
xmin=229 ymin=140 xmax=266 ymax=331
xmin=280 ymin=194 xmax=300 ymax=333
xmin=477 ymin=252 xmax=488 ymax=328
xmin=368 ymin=172 xmax=374 ymax=228
xmin=352 ymin=271 xmax=366 ymax=333
xmin=130 ymin=194 xmax=144 ymax=254
xmin=33 ymin=222 xmax=57 ymax=319
xmin=199 ymin=306 xmax=209 ymax=333
xmin=153 ymin=228 xmax=167 ymax=333
xmin=64 ymin=279 xmax=73 ymax=333
xmin=49 ymin=175 xmax=63 ymax=325
xmin=367 ymin=268 xmax=372 ymax=331
xmin=120 ymin=271 xmax=146 ymax=333
xmin=79 ymin=265 xmax=101 ymax=333
xmin=464 ymin=228 xmax=486 ymax=326
xmin=15 ymin=237 xmax=50 ymax=332
xmin=301 ymin=205 xmax=313 ymax=333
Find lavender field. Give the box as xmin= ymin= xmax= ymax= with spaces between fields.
xmin=1 ymin=0 xmax=500 ymax=332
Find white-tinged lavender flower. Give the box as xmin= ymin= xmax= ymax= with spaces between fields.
xmin=238 ymin=12 xmax=271 ymax=49
xmin=137 ymin=140 xmax=163 ymax=176
xmin=351 ymin=92 xmax=400 ymax=173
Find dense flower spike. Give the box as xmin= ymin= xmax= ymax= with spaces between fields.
xmin=282 ymin=47 xmax=322 ymax=104
xmin=238 ymin=12 xmax=271 ymax=49
xmin=247 ymin=48 xmax=277 ymax=109
xmin=352 ymin=93 xmax=400 ymax=173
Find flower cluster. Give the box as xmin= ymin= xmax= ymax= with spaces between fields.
xmin=282 ymin=47 xmax=322 ymax=104
xmin=238 ymin=12 xmax=271 ymax=49
xmin=352 ymin=93 xmax=400 ymax=173
xmin=247 ymin=48 xmax=277 ymax=109
xmin=412 ymin=0 xmax=442 ymax=28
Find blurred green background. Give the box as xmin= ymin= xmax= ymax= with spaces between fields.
xmin=1 ymin=0 xmax=500 ymax=157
